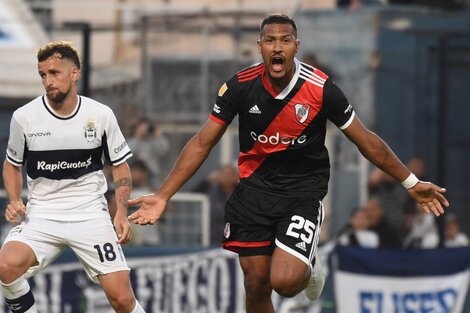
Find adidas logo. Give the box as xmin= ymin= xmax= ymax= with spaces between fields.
xmin=249 ymin=105 xmax=262 ymax=114
xmin=295 ymin=241 xmax=307 ymax=251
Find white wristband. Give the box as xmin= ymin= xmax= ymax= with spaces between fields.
xmin=401 ymin=173 xmax=419 ymax=189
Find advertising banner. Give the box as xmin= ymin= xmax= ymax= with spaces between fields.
xmin=0 ymin=248 xmax=299 ymax=313
xmin=333 ymin=246 xmax=470 ymax=313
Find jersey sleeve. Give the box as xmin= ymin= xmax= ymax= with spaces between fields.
xmin=209 ymin=76 xmax=239 ymax=125
xmin=5 ymin=112 xmax=26 ymax=166
xmin=103 ymin=108 xmax=132 ymax=166
xmin=323 ymin=79 xmax=355 ymax=130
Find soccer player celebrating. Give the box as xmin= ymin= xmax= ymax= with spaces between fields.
xmin=128 ymin=13 xmax=449 ymax=313
xmin=0 ymin=41 xmax=145 ymax=313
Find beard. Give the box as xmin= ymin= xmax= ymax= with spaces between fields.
xmin=47 ymin=86 xmax=71 ymax=105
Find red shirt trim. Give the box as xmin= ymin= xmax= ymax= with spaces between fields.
xmin=209 ymin=114 xmax=228 ymax=125
xmin=223 ymin=240 xmax=272 ymax=248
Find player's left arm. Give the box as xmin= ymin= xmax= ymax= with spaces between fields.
xmin=342 ymin=115 xmax=449 ymax=216
xmin=111 ymin=161 xmax=133 ymax=244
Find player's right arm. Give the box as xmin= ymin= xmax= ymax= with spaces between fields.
xmin=128 ymin=119 xmax=228 ymax=225
xmin=4 ymin=112 xmax=27 ymax=224
xmin=3 ymin=160 xmax=25 ymax=224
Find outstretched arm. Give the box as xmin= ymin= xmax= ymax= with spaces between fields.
xmin=128 ymin=119 xmax=228 ymax=225
xmin=343 ymin=116 xmax=449 ymax=216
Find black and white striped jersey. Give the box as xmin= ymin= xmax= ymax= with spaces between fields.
xmin=5 ymin=95 xmax=132 ymax=221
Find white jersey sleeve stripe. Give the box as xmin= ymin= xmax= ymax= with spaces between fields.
xmin=111 ymin=151 xmax=133 ymax=166
xmin=339 ymin=111 xmax=355 ymax=130
xmin=6 ymin=154 xmax=23 ymax=166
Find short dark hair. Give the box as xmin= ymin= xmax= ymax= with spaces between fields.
xmin=37 ymin=41 xmax=81 ymax=69
xmin=260 ymin=13 xmax=297 ymax=37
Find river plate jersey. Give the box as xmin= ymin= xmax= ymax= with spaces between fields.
xmin=5 ymin=95 xmax=132 ymax=221
xmin=210 ymin=58 xmax=355 ymax=197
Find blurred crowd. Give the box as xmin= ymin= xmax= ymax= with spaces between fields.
xmin=336 ymin=156 xmax=469 ymax=249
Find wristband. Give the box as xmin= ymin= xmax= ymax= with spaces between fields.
xmin=401 ymin=173 xmax=419 ymax=189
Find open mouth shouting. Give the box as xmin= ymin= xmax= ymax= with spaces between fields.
xmin=271 ymin=56 xmax=285 ymax=72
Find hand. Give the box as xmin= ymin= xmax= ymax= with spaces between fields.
xmin=5 ymin=200 xmax=26 ymax=225
xmin=407 ymin=181 xmax=449 ymax=216
xmin=127 ymin=194 xmax=167 ymax=225
xmin=114 ymin=213 xmax=132 ymax=244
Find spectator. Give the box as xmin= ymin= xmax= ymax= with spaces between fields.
xmin=367 ymin=156 xmax=427 ymax=248
xmin=301 ymin=52 xmax=338 ymax=81
xmin=368 ymin=168 xmax=409 ymax=247
xmin=402 ymin=203 xmax=438 ymax=249
xmin=420 ymin=213 xmax=469 ymax=248
xmin=361 ymin=198 xmax=402 ymax=248
xmin=337 ymin=0 xmax=387 ymax=10
xmin=443 ymin=214 xmax=469 ymax=247
xmin=127 ymin=118 xmax=170 ymax=187
xmin=337 ymin=207 xmax=380 ymax=248
xmin=208 ymin=164 xmax=239 ymax=246
xmin=130 ymin=159 xmax=153 ymax=191
xmin=130 ymin=160 xmax=161 ymax=246
xmin=191 ymin=169 xmax=219 ymax=194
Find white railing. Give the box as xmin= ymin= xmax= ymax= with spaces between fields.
xmin=0 ymin=189 xmax=211 ymax=248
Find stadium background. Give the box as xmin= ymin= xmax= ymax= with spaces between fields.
xmin=0 ymin=0 xmax=469 ymax=312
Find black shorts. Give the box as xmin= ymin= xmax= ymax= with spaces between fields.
xmin=222 ymin=183 xmax=324 ymax=265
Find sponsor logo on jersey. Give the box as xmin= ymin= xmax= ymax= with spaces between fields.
xmin=295 ymin=104 xmax=310 ymax=124
xmin=249 ymin=105 xmax=262 ymax=114
xmin=84 ymin=119 xmax=97 ymax=143
xmin=9 ymin=225 xmax=23 ymax=236
xmin=27 ymin=132 xmax=51 ymax=137
xmin=7 ymin=145 xmax=17 ymax=156
xmin=114 ymin=141 xmax=128 ymax=154
xmin=224 ymin=222 xmax=231 ymax=238
xmin=6 ymin=303 xmax=21 ymax=311
xmin=212 ymin=104 xmax=221 ymax=114
xmin=218 ymin=83 xmax=228 ymax=97
xmin=37 ymin=155 xmax=92 ymax=172
xmin=295 ymin=241 xmax=307 ymax=251
xmin=250 ymin=131 xmax=307 ymax=146
xmin=344 ymin=104 xmax=353 ymax=114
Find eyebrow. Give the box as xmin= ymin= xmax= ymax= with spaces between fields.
xmin=262 ymin=34 xmax=294 ymax=38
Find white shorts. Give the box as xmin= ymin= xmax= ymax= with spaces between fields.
xmin=2 ymin=216 xmax=130 ymax=284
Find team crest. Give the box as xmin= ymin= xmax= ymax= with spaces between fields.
xmin=224 ymin=223 xmax=231 ymax=238
xmin=84 ymin=119 xmax=97 ymax=143
xmin=295 ymin=104 xmax=310 ymax=124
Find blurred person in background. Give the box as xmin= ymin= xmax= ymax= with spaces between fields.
xmin=128 ymin=13 xmax=448 ymax=313
xmin=360 ymin=197 xmax=402 ymax=248
xmin=0 ymin=41 xmax=145 ymax=313
xmin=337 ymin=206 xmax=380 ymax=248
xmin=208 ymin=164 xmax=239 ymax=246
xmin=442 ymin=214 xmax=469 ymax=247
xmin=301 ymin=52 xmax=338 ymax=81
xmin=367 ymin=156 xmax=427 ymax=248
xmin=127 ymin=118 xmax=170 ymax=188
xmin=402 ymin=203 xmax=438 ymax=249
xmin=419 ymin=213 xmax=469 ymax=248
xmin=129 ymin=160 xmax=160 ymax=246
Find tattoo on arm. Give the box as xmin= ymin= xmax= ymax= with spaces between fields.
xmin=114 ymin=178 xmax=132 ymax=190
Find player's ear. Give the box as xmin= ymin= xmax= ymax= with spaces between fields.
xmin=71 ymin=67 xmax=81 ymax=82
xmin=257 ymin=39 xmax=261 ymax=54
xmin=295 ymin=39 xmax=301 ymax=53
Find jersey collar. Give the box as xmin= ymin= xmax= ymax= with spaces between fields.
xmin=42 ymin=95 xmax=82 ymax=120
xmin=262 ymin=58 xmax=301 ymax=100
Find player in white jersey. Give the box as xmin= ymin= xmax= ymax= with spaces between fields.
xmin=0 ymin=41 xmax=146 ymax=313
